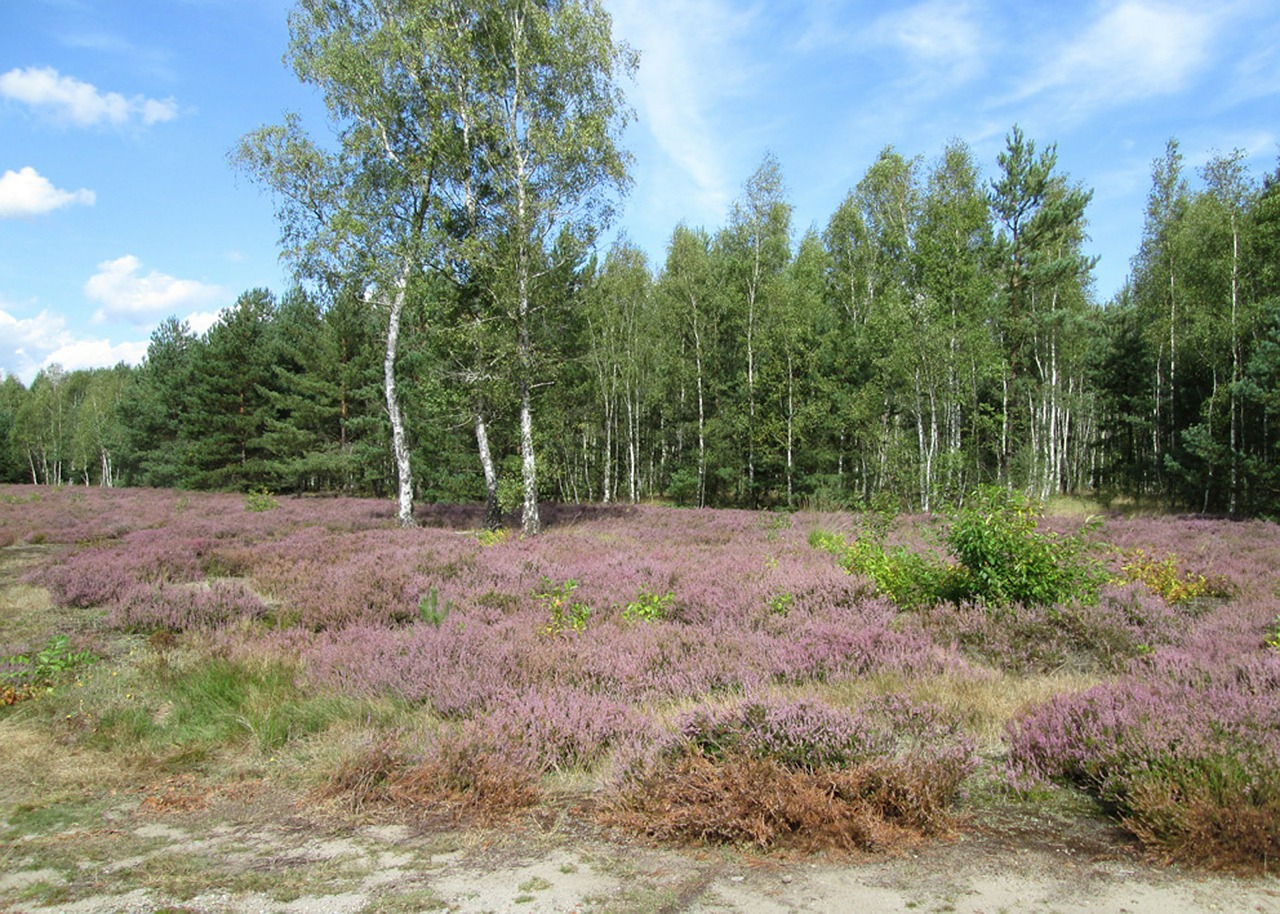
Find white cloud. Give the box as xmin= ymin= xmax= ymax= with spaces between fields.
xmin=185 ymin=310 xmax=224 ymax=336
xmin=85 ymin=255 xmax=227 ymax=323
xmin=1016 ymin=2 xmax=1215 ymax=111
xmin=0 ymin=166 xmax=96 ymax=218
xmin=0 ymin=66 xmax=178 ymax=127
xmin=0 ymin=303 xmax=72 ymax=383
xmin=40 ymin=337 xmax=149 ymax=375
xmin=606 ymin=0 xmax=756 ymax=223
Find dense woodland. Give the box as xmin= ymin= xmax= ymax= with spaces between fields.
xmin=3 ymin=4 xmax=1280 ymax=521
xmin=3 ymin=137 xmax=1280 ymax=517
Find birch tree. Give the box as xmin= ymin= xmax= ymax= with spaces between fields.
xmin=464 ymin=0 xmax=634 ymax=535
xmin=236 ymin=0 xmax=454 ymax=526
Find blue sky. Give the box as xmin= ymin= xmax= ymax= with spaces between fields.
xmin=2 ymin=0 xmax=1278 ymax=384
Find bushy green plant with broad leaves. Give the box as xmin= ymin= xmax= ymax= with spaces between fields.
xmin=2 ymin=635 xmax=95 ymax=702
xmin=534 ymin=577 xmax=591 ymax=635
xmin=812 ymin=486 xmax=1106 ymax=611
xmin=944 ymin=487 xmax=1106 ymax=609
xmin=623 ymin=589 xmax=675 ymax=623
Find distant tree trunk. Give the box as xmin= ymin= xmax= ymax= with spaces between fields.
xmin=475 ymin=407 xmax=500 ymax=529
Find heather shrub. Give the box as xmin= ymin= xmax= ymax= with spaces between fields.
xmin=389 ymin=724 xmax=541 ymax=823
xmin=609 ymin=696 xmax=975 ymax=851
xmin=1007 ymin=679 xmax=1280 ymax=871
xmin=476 ymin=686 xmax=649 ymax=773
xmin=320 ymin=733 xmax=405 ymax=813
xmin=918 ymin=584 xmax=1184 ymax=673
xmin=109 ymin=580 xmax=269 ymax=633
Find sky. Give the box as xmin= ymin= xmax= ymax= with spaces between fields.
xmin=2 ymin=0 xmax=1278 ymax=384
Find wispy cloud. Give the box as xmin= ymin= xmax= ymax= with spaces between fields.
xmin=871 ymin=0 xmax=988 ymax=85
xmin=1014 ymin=2 xmax=1215 ymax=113
xmin=85 ymin=255 xmax=226 ymax=324
xmin=606 ymin=0 xmax=757 ymax=224
xmin=0 ymin=66 xmax=178 ymax=127
xmin=0 ymin=166 xmax=95 ymax=218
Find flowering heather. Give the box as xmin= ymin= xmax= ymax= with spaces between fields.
xmin=1006 ymin=677 xmax=1280 ymax=869
xmin=10 ymin=485 xmax=1280 ymax=865
xmin=109 ymin=579 xmax=268 ymax=633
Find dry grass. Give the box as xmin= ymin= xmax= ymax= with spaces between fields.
xmin=818 ymin=670 xmax=1103 ymax=752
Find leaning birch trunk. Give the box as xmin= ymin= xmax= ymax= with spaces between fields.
xmin=385 ymin=260 xmax=415 ymax=527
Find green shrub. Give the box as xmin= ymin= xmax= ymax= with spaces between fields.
xmin=1 ymin=635 xmax=95 ymax=691
xmin=944 ymin=487 xmax=1106 ymax=608
xmin=1266 ymin=616 xmax=1280 ymax=653
xmin=623 ymin=589 xmax=675 ymax=623
xmin=811 ymin=486 xmax=1106 ymax=611
xmin=244 ymin=487 xmax=278 ymax=512
xmin=534 ymin=577 xmax=591 ymax=635
xmin=418 ymin=587 xmax=452 ymax=627
xmin=1114 ymin=548 xmax=1234 ymax=606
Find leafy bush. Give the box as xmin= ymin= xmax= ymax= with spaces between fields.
xmin=475 ymin=527 xmax=509 ymax=547
xmin=534 ymin=576 xmax=591 ymax=635
xmin=1114 ymin=548 xmax=1234 ymax=606
xmin=812 ymin=486 xmax=1106 ymax=610
xmin=622 ymin=589 xmax=675 ymax=623
xmin=244 ymin=487 xmax=279 ymax=512
xmin=944 ymin=487 xmax=1105 ymax=608
xmin=1 ymin=635 xmax=95 ymax=703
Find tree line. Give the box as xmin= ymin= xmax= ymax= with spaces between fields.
xmin=4 ymin=132 xmax=1278 ymax=517
xmin=3 ymin=0 xmax=1278 ymax=521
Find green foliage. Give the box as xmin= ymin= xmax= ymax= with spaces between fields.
xmin=159 ymin=657 xmax=346 ymax=753
xmin=1265 ymin=616 xmax=1280 ymax=653
xmin=475 ymin=527 xmax=509 ymax=547
xmin=534 ymin=577 xmax=591 ymax=635
xmin=623 ymin=589 xmax=675 ymax=623
xmin=418 ymin=587 xmax=452 ymax=627
xmin=1 ymin=635 xmax=95 ymax=690
xmin=244 ymin=487 xmax=279 ymax=513
xmin=944 ymin=487 xmax=1106 ymax=608
xmin=812 ymin=487 xmax=1106 ymax=610
xmin=766 ymin=591 xmax=794 ymax=617
xmin=1114 ymin=548 xmax=1234 ymax=606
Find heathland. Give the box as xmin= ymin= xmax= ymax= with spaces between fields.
xmin=2 ymin=485 xmax=1278 ymax=912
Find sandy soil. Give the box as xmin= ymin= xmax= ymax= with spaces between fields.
xmin=3 ymin=780 xmax=1278 ymax=914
